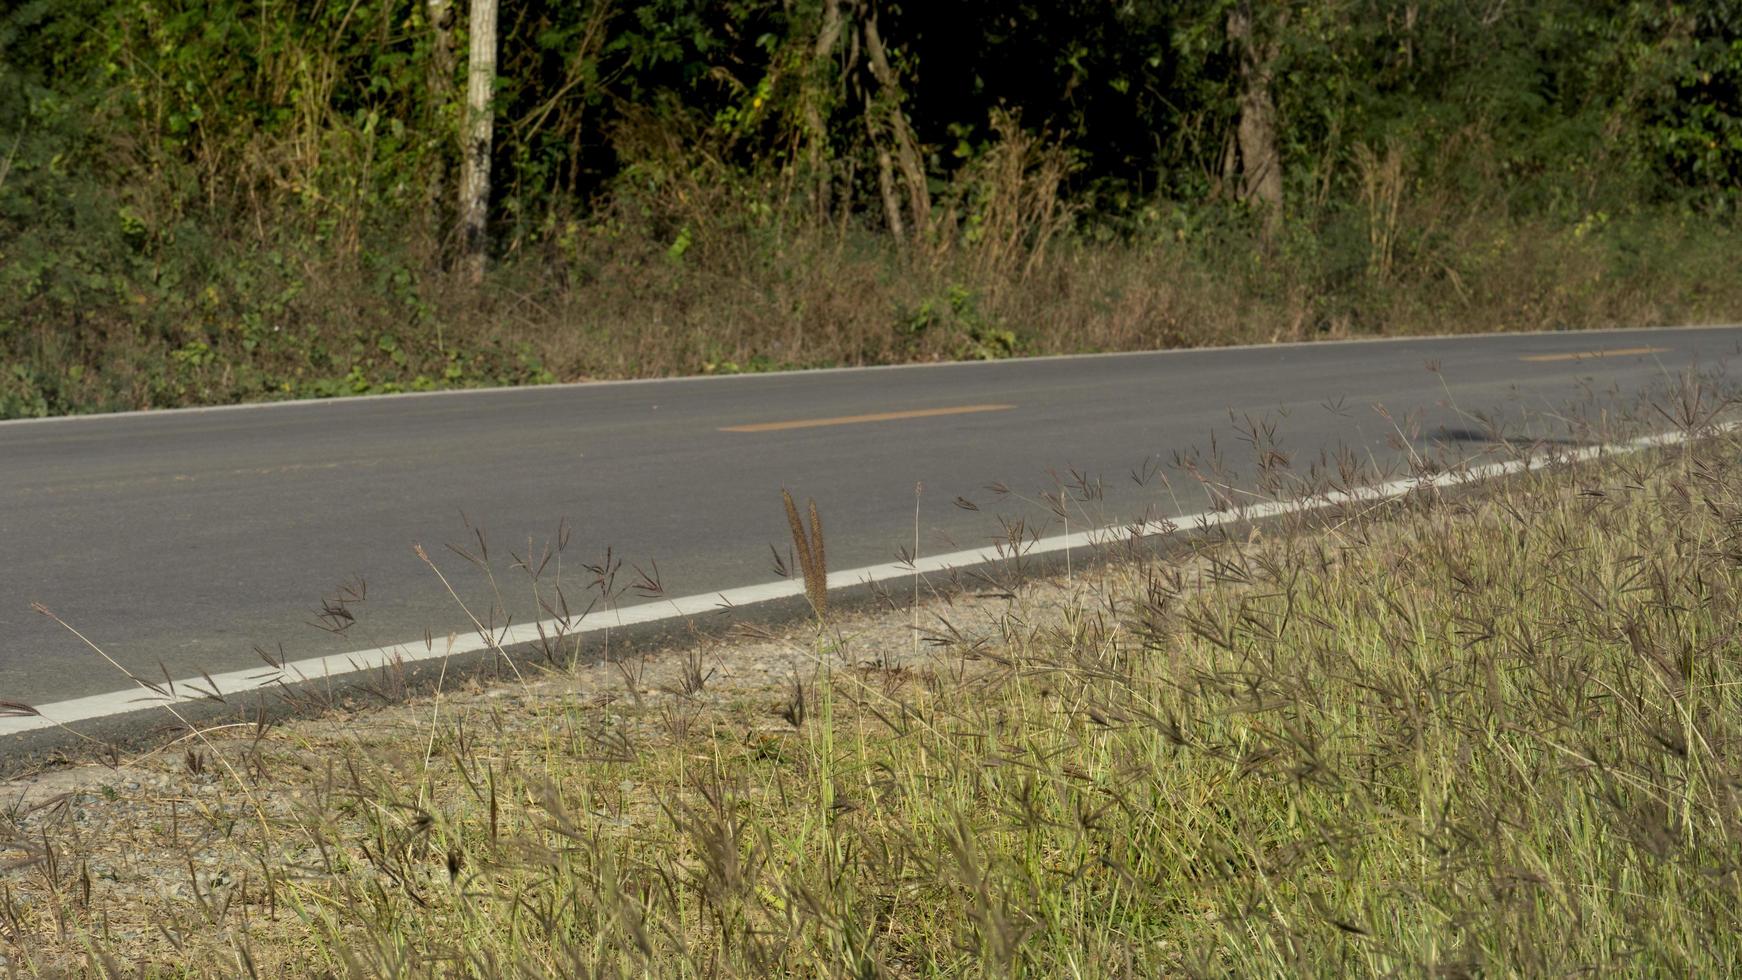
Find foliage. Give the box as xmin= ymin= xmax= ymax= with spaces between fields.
xmin=1 ymin=0 xmax=1739 ymax=416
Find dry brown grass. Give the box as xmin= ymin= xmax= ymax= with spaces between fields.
xmin=476 ymin=209 xmax=1742 ymax=383
xmin=8 ymin=388 xmax=1742 ymax=975
xmin=9 ymin=135 xmax=1739 ymax=419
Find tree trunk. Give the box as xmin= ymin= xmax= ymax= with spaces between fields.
xmin=803 ymin=0 xmax=846 ymax=218
xmin=428 ymin=0 xmax=457 ymax=100
xmin=424 ymin=0 xmax=457 ymax=247
xmin=460 ymin=0 xmax=498 ymax=285
xmin=1228 ymin=1 xmax=1284 ymax=247
xmin=872 ymin=137 xmax=905 ymax=240
xmin=861 ymin=5 xmax=930 ymax=241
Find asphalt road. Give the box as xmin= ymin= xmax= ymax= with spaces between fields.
xmin=3 ymin=325 xmax=1739 ymax=725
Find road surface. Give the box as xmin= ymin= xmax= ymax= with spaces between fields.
xmin=2 ymin=324 xmax=1737 ymax=737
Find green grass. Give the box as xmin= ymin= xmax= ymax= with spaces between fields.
xmin=8 ymin=409 xmax=1742 ymax=976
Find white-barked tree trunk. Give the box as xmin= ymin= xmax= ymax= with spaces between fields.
xmin=460 ymin=0 xmax=498 ymax=284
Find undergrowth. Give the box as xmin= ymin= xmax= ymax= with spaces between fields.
xmin=6 ymin=0 xmax=1739 ymax=418
xmin=4 ymin=201 xmax=1739 ymax=419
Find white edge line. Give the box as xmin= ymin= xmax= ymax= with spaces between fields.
xmin=2 ymin=422 xmax=1730 ymax=737
xmin=2 ymin=321 xmax=1737 ymax=429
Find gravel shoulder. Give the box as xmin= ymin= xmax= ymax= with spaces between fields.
xmin=0 ymin=558 xmax=1126 ymax=974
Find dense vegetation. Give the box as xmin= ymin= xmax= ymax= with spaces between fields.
xmin=2 ymin=0 xmax=1740 ymax=416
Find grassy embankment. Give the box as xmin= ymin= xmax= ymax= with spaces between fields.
xmin=7 ymin=199 xmax=1741 ymax=419
xmin=5 ymin=390 xmax=1742 ymax=975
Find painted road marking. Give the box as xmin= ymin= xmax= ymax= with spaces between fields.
xmin=1520 ymin=346 xmax=1669 ymax=363
xmin=5 ymin=421 xmax=1731 ymax=739
xmin=720 ymin=403 xmax=1016 ymax=432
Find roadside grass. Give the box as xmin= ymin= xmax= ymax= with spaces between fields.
xmin=6 ymin=400 xmax=1742 ymax=975
xmin=6 ymin=199 xmax=1740 ymax=418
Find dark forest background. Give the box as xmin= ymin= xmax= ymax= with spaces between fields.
xmin=2 ymin=0 xmax=1739 ymax=416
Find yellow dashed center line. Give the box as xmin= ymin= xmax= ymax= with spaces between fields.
xmin=1520 ymin=346 xmax=1670 ymax=363
xmin=720 ymin=403 xmax=1016 ymax=433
